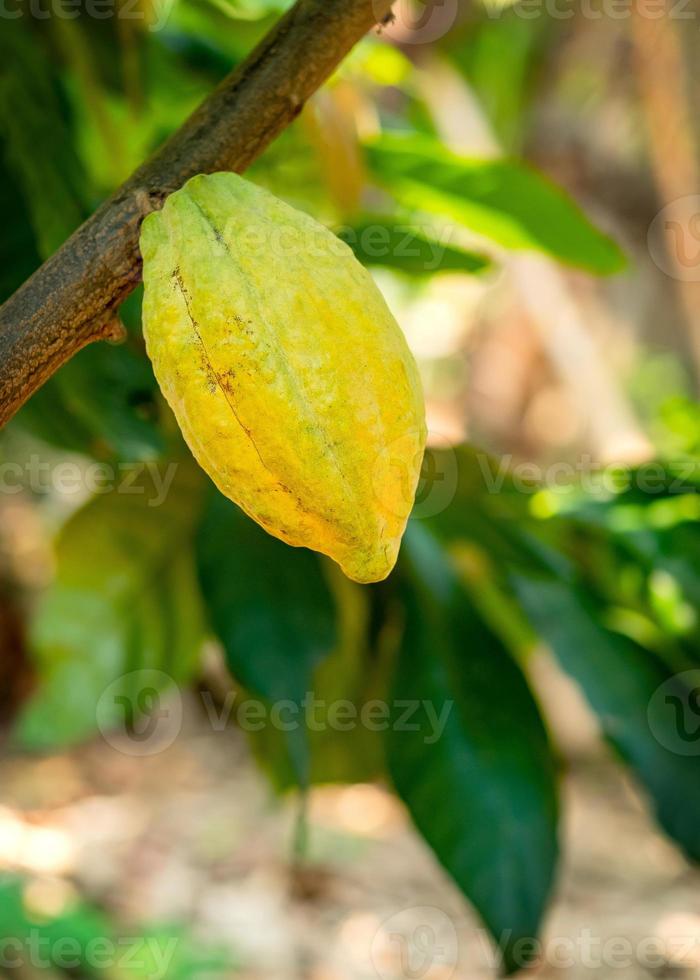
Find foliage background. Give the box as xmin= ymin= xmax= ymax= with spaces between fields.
xmin=2 ymin=0 xmax=700 ymax=976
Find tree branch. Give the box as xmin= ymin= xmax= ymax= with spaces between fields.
xmin=0 ymin=0 xmax=395 ymax=428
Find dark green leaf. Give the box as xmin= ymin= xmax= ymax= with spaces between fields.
xmin=247 ymin=571 xmax=390 ymax=791
xmin=0 ymin=24 xmax=87 ymax=256
xmin=388 ymin=526 xmax=558 ymax=973
xmin=0 ymin=158 xmax=41 ymax=303
xmin=196 ymin=490 xmax=337 ymax=784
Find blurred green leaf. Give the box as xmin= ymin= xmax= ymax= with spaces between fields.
xmin=513 ymin=571 xmax=700 ymax=862
xmin=426 ymin=448 xmax=700 ymax=858
xmin=388 ymin=525 xmax=558 ymax=973
xmin=16 ymin=463 xmax=206 ymax=749
xmin=163 ymin=0 xmax=277 ymax=65
xmin=337 ymin=215 xmax=491 ymax=276
xmin=0 ymin=159 xmax=42 ymax=303
xmin=0 ymin=876 xmax=236 ymax=977
xmin=446 ymin=16 xmax=552 ymax=152
xmin=249 ymin=570 xmax=392 ymax=791
xmin=632 ymin=523 xmax=700 ymax=635
xmin=197 ymin=490 xmax=336 ymax=785
xmin=365 ymin=133 xmax=625 ymax=274
xmin=0 ymin=24 xmax=88 ymax=255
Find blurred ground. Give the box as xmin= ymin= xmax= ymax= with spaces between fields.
xmin=1 ymin=656 xmax=699 ymax=980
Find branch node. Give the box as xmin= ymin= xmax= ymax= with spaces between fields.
xmin=101 ymin=317 xmax=128 ymax=344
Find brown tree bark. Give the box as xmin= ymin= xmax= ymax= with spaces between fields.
xmin=630 ymin=5 xmax=700 ymax=384
xmin=0 ymin=0 xmax=395 ymax=427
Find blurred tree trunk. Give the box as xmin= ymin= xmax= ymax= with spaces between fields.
xmin=631 ymin=5 xmax=700 ymax=385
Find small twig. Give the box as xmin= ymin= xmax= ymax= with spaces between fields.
xmin=0 ymin=0 xmax=394 ymax=427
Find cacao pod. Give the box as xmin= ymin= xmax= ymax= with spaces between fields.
xmin=140 ymin=173 xmax=426 ymax=583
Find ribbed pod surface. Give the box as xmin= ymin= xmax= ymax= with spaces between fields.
xmin=140 ymin=173 xmax=426 ymax=583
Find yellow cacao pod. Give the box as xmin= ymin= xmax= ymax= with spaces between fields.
xmin=140 ymin=173 xmax=426 ymax=583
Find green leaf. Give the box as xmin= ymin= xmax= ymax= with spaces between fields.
xmin=249 ymin=571 xmax=393 ymax=791
xmin=365 ymin=133 xmax=625 ymax=274
xmin=446 ymin=17 xmax=552 ymax=152
xmin=16 ymin=463 xmax=206 ymax=749
xmin=388 ymin=526 xmax=558 ymax=973
xmin=0 ymin=158 xmax=41 ymax=303
xmin=0 ymin=24 xmax=87 ymax=256
xmin=336 ymin=216 xmax=491 ymax=276
xmin=0 ymin=875 xmax=236 ymax=977
xmin=424 ymin=445 xmax=700 ymax=859
xmin=513 ymin=574 xmax=700 ymax=862
xmin=196 ymin=490 xmax=337 ymax=785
